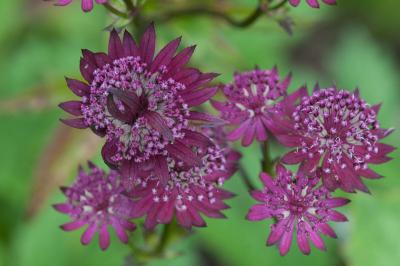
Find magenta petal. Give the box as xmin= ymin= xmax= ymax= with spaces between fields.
xmin=150 ymin=37 xmax=181 ymax=73
xmin=112 ymin=220 xmax=129 ymax=243
xmin=227 ymin=120 xmax=251 ymax=141
xmin=176 ymin=210 xmax=192 ymax=229
xmin=167 ymin=45 xmax=196 ymax=74
xmin=99 ymin=224 xmax=110 ymax=250
xmin=173 ymin=68 xmax=200 ymax=85
xmin=317 ymin=223 xmax=337 ymax=238
xmin=59 ymin=101 xmax=82 ymax=116
xmin=156 ymin=201 xmax=175 ymax=224
xmin=80 ymin=57 xmax=94 ymax=82
xmin=65 ymin=77 xmax=90 ymax=97
xmin=144 ymin=111 xmax=173 ymax=141
xmin=328 ymin=210 xmax=348 ymax=222
xmin=325 ymin=198 xmax=350 ymax=208
xmin=187 ymin=72 xmax=219 ymax=90
xmin=306 ymin=0 xmax=320 ymax=8
xmin=296 ymin=230 xmax=311 ymax=255
xmin=267 ymin=219 xmax=287 ymax=246
xmin=60 ymin=220 xmax=86 ymax=231
xmin=108 ymin=29 xmax=124 ymax=60
xmin=282 ymin=150 xmax=305 ymax=164
xmin=81 ymin=0 xmax=94 ymax=12
xmin=53 ymin=203 xmax=73 ymax=214
xmin=153 ymin=155 xmax=169 ymax=186
xmin=140 ymin=23 xmax=156 ymax=65
xmin=246 ymin=204 xmax=272 ymax=221
xmin=255 ymin=119 xmax=268 ymax=142
xmin=166 ymin=140 xmax=201 ymax=166
xmin=81 ymin=224 xmax=97 ymax=245
xmin=279 ymin=218 xmax=294 ymax=256
xmin=182 ymin=87 xmax=218 ymax=107
xmin=123 ymin=31 xmax=139 ymax=57
xmin=60 ymin=118 xmax=87 ymax=129
xmin=241 ymin=123 xmax=256 ymax=147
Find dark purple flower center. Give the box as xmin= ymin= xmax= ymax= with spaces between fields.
xmin=292 ymin=88 xmax=379 ymax=172
xmin=81 ymin=56 xmax=189 ymax=163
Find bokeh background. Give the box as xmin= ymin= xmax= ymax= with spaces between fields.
xmin=0 ymin=0 xmax=399 ymax=265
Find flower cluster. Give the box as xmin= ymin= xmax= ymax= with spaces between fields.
xmin=247 ymin=165 xmax=349 ymax=255
xmin=56 ymin=24 xmax=240 ymax=250
xmin=212 ymin=68 xmax=394 ymax=255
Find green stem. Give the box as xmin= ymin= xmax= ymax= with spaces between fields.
xmin=155 ymin=222 xmax=173 ymax=255
xmin=261 ymin=142 xmax=274 ymax=176
xmin=156 ymin=0 xmax=288 ymax=28
xmin=104 ymin=2 xmax=129 ymax=19
xmin=239 ymin=165 xmax=256 ymax=191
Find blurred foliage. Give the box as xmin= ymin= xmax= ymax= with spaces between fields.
xmin=0 ymin=0 xmax=399 ymax=266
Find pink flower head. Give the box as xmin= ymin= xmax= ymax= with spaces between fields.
xmin=247 ymin=165 xmax=350 ymax=256
xmin=289 ymin=0 xmax=336 ymax=8
xmin=59 ymin=24 xmax=219 ymax=182
xmin=54 ymin=162 xmax=136 ymax=250
xmin=128 ymin=139 xmax=235 ymax=230
xmin=212 ymin=67 xmax=291 ymax=146
xmin=269 ymin=87 xmax=395 ymax=193
xmin=51 ymin=0 xmax=108 ymax=12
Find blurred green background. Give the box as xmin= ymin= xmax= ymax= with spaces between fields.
xmin=0 ymin=0 xmax=399 ymax=265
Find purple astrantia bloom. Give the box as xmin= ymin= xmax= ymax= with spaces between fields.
xmin=54 ymin=162 xmax=136 ymax=250
xmin=211 ymin=67 xmax=291 ymax=147
xmin=128 ymin=138 xmax=235 ymax=230
xmin=268 ymin=87 xmax=395 ymax=193
xmin=289 ymin=0 xmax=336 ymax=8
xmin=59 ymin=24 xmax=218 ymax=183
xmin=51 ymin=0 xmax=107 ymax=12
xmin=247 ymin=165 xmax=350 ymax=256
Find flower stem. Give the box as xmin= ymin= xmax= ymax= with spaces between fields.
xmin=155 ymin=222 xmax=173 ymax=255
xmin=239 ymin=165 xmax=256 ymax=191
xmin=155 ymin=0 xmax=288 ymax=28
xmin=261 ymin=141 xmax=274 ymax=176
xmin=104 ymin=2 xmax=129 ymax=19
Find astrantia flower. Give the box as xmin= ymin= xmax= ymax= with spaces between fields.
xmin=128 ymin=139 xmax=235 ymax=230
xmin=211 ymin=67 xmax=291 ymax=146
xmin=247 ymin=165 xmax=350 ymax=256
xmin=54 ymin=162 xmax=136 ymax=250
xmin=59 ymin=24 xmax=218 ymax=181
xmin=289 ymin=0 xmax=336 ymax=8
xmin=51 ymin=0 xmax=107 ymax=12
xmin=269 ymin=87 xmax=395 ymax=193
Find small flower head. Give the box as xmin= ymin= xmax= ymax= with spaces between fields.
xmin=270 ymin=87 xmax=395 ymax=193
xmin=59 ymin=24 xmax=218 ymax=178
xmin=247 ymin=165 xmax=350 ymax=256
xmin=212 ymin=67 xmax=291 ymax=146
xmin=129 ymin=139 xmax=235 ymax=230
xmin=51 ymin=0 xmax=108 ymax=12
xmin=54 ymin=162 xmax=136 ymax=250
xmin=289 ymin=0 xmax=336 ymax=8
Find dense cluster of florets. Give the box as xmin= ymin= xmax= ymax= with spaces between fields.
xmin=54 ymin=163 xmax=136 ymax=250
xmin=212 ymin=67 xmax=291 ymax=146
xmin=128 ymin=137 xmax=237 ymax=229
xmin=269 ymin=87 xmax=394 ymax=193
xmin=247 ymin=165 xmax=349 ymax=255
